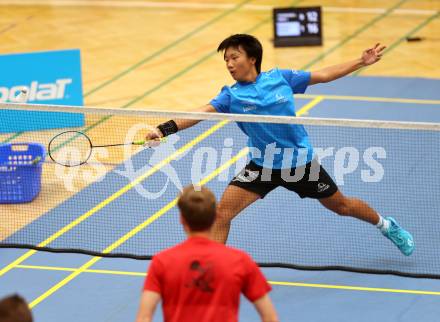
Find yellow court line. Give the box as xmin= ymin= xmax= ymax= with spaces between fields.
xmin=28 ymin=148 xmax=249 ymax=308
xmin=0 ymin=120 xmax=228 ymax=278
xmin=15 ymin=264 xmax=440 ymax=296
xmin=16 ymin=265 xmax=146 ymax=277
xmin=0 ymin=250 xmax=38 ymax=278
xmin=298 ymin=94 xmax=440 ymax=105
xmin=85 ymin=269 xmax=146 ymax=277
xmin=296 ymin=96 xmax=324 ymax=115
xmin=269 ymin=281 xmax=440 ymax=296
xmin=16 ymin=264 xmax=76 ymax=273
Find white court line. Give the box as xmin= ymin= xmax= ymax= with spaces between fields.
xmin=1 ymin=0 xmax=437 ymax=16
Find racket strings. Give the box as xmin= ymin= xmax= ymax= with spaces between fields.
xmin=49 ymin=131 xmax=93 ymax=167
xmin=48 ymin=131 xmax=154 ymax=167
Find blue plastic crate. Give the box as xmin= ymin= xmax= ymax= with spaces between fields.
xmin=0 ymin=143 xmax=45 ymax=203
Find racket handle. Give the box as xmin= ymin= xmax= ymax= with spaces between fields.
xmin=133 ymin=137 xmax=167 ymax=146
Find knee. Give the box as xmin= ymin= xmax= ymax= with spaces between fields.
xmin=332 ymin=198 xmax=353 ymax=216
xmin=215 ymin=205 xmax=233 ymax=224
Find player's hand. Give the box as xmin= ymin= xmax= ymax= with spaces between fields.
xmin=144 ymin=128 xmax=163 ymax=147
xmin=361 ymin=43 xmax=386 ymax=66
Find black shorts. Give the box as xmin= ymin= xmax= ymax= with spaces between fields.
xmin=229 ymin=159 xmax=338 ymax=199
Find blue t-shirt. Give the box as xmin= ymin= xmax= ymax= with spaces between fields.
xmin=210 ymin=68 xmax=313 ymax=169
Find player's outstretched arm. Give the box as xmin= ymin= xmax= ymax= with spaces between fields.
xmin=145 ymin=104 xmax=216 ymax=142
xmin=174 ymin=104 xmax=217 ymax=132
xmin=309 ymin=43 xmax=386 ymax=85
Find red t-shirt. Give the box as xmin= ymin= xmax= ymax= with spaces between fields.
xmin=144 ymin=236 xmax=271 ymax=322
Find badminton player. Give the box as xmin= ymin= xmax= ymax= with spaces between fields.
xmin=135 ymin=185 xmax=278 ymax=322
xmin=147 ymin=34 xmax=414 ymax=256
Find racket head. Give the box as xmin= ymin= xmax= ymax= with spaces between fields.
xmin=48 ymin=131 xmax=93 ymax=167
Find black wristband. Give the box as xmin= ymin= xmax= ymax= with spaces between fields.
xmin=157 ymin=120 xmax=178 ymax=137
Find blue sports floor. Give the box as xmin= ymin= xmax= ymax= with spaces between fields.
xmin=1 ymin=76 xmax=440 ymax=322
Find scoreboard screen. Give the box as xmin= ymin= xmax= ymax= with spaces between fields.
xmin=273 ymin=7 xmax=322 ymax=47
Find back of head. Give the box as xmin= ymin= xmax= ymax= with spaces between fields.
xmin=217 ymin=34 xmax=263 ymax=73
xmin=0 ymin=294 xmax=33 ymax=322
xmin=177 ymin=185 xmax=216 ymax=232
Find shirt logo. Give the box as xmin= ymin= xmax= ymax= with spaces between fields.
xmin=185 ymin=260 xmax=215 ymax=293
xmin=275 ymin=92 xmax=288 ymax=104
xmin=243 ymin=105 xmax=257 ymax=112
xmin=241 ymin=100 xmax=257 ymax=112
xmin=266 ymin=69 xmax=275 ymax=76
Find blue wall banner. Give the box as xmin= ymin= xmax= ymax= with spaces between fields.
xmin=0 ymin=49 xmax=84 ymax=133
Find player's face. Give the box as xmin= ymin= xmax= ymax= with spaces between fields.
xmin=224 ymin=46 xmax=256 ymax=81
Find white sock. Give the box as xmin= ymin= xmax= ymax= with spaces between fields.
xmin=376 ymin=215 xmax=390 ymax=232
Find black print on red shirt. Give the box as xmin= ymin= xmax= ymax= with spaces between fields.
xmin=185 ymin=260 xmax=215 ymax=293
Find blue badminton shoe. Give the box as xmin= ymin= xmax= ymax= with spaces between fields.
xmin=382 ymin=217 xmax=414 ymax=256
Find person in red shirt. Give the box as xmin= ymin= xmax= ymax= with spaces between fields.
xmin=135 ymin=185 xmax=279 ymax=322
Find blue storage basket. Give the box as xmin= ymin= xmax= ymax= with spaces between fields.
xmin=0 ymin=143 xmax=45 ymax=204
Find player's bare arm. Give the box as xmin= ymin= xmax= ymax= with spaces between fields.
xmin=146 ymin=104 xmax=216 ymax=141
xmin=310 ymin=43 xmax=386 ymax=84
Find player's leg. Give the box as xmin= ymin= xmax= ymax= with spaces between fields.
xmin=212 ymin=185 xmax=261 ymax=244
xmin=285 ymin=160 xmax=414 ymax=256
xmin=212 ymin=161 xmax=276 ymax=243
xmin=319 ymin=190 xmax=414 ymax=256
xmin=318 ymin=190 xmax=379 ymax=224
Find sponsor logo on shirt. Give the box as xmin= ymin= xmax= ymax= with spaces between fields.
xmin=185 ymin=260 xmax=215 ymax=293
xmin=275 ymin=92 xmax=288 ymax=104
xmin=241 ymin=100 xmax=257 ymax=112
xmin=243 ymin=105 xmax=257 ymax=112
xmin=266 ymin=69 xmax=276 ymax=76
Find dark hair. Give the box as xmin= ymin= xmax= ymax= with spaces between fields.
xmin=217 ymin=34 xmax=263 ymax=73
xmin=177 ymin=185 xmax=216 ymax=231
xmin=0 ymin=294 xmax=33 ymax=322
